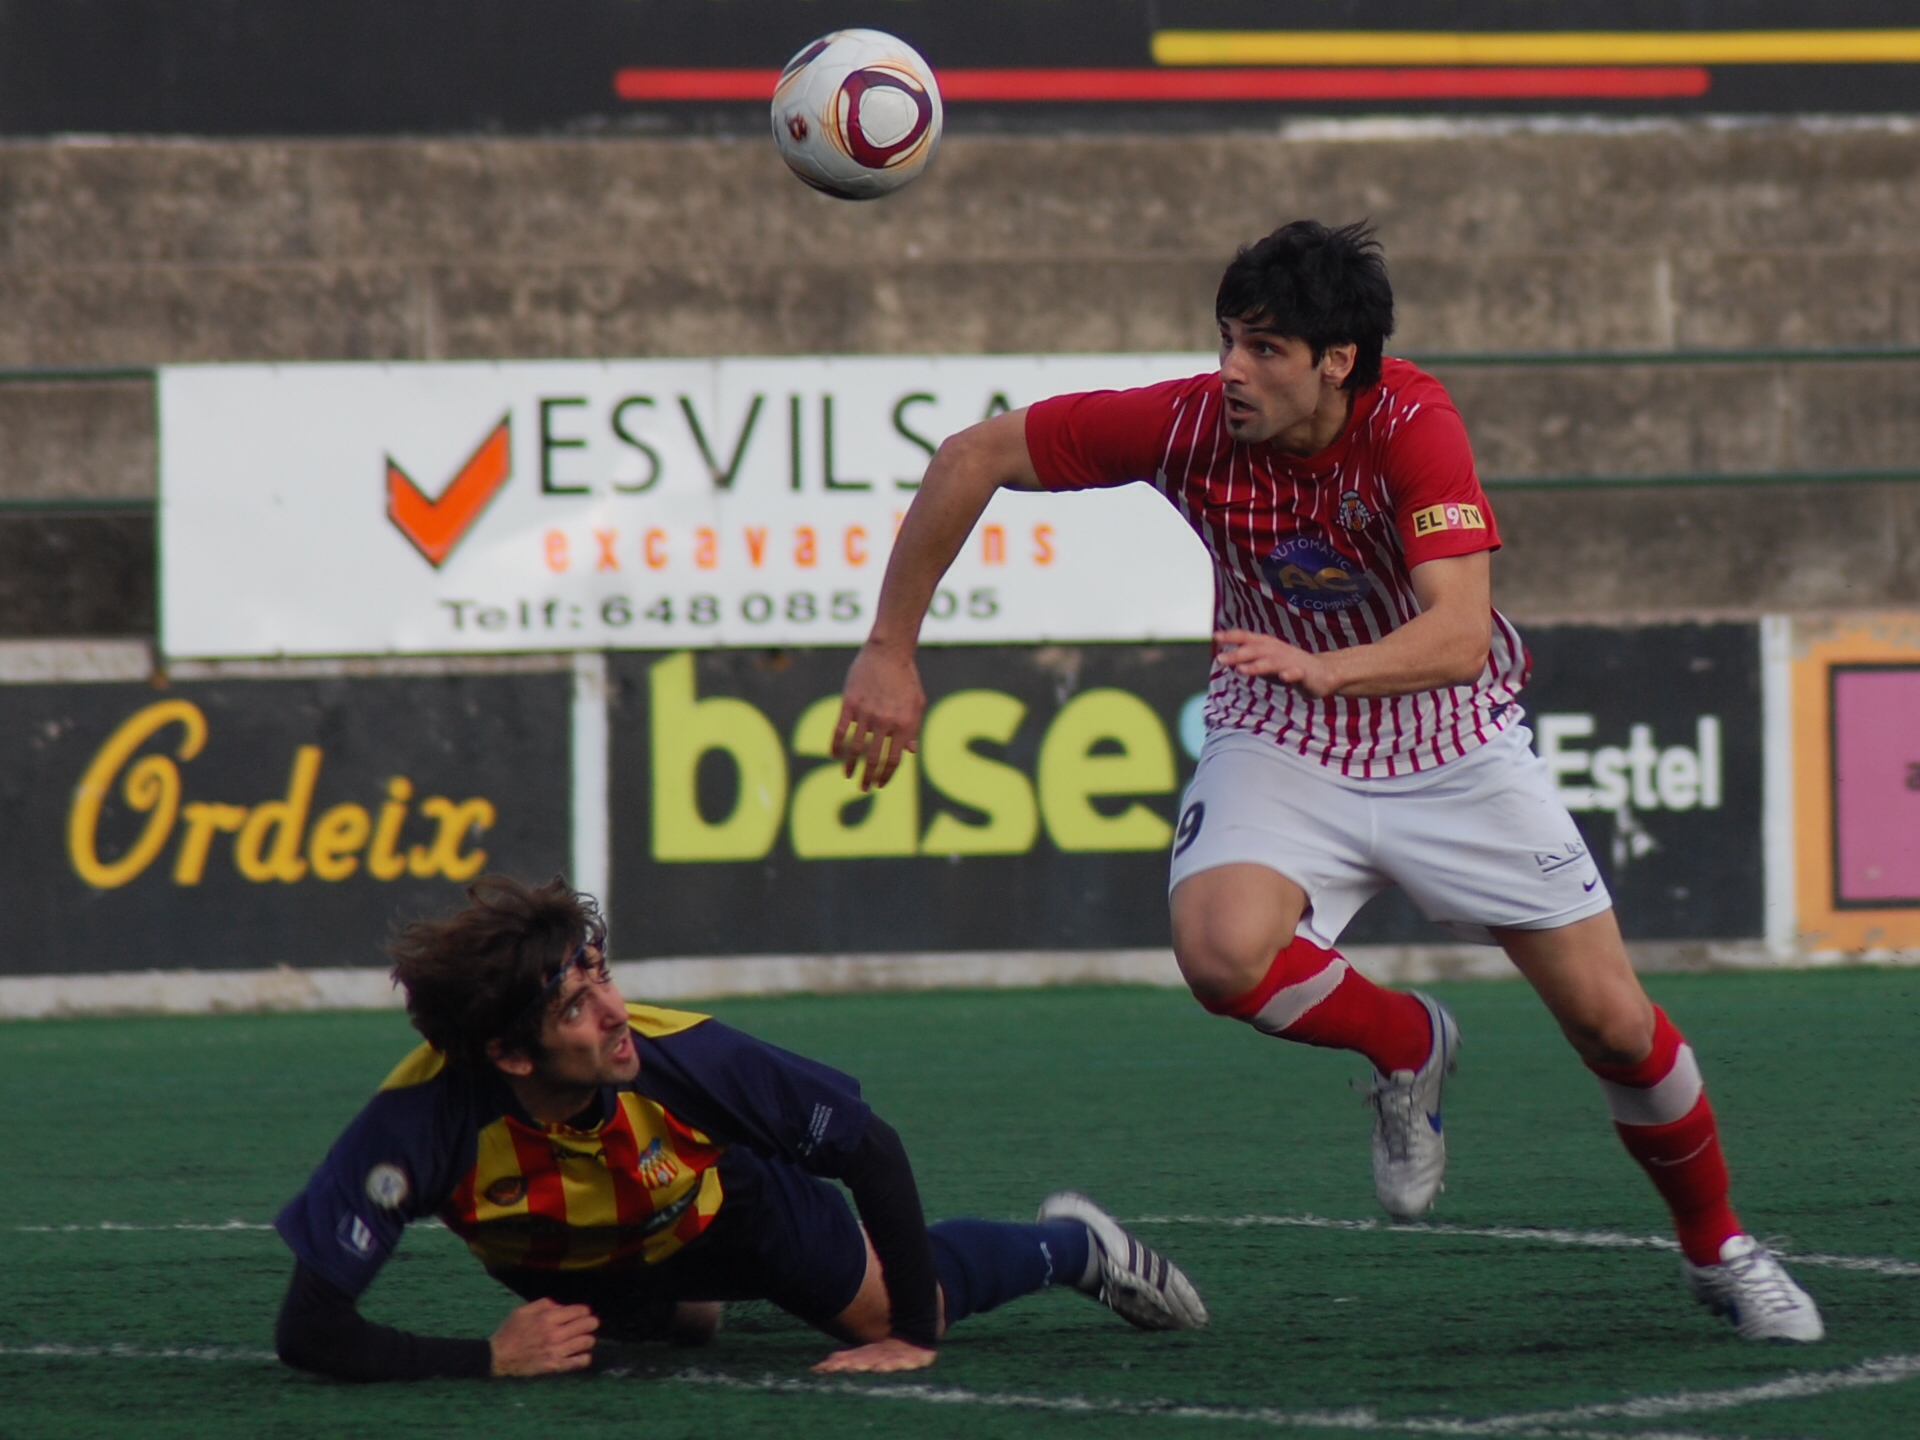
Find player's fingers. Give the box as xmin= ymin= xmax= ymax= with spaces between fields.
xmin=551 ymin=1309 xmax=600 ymax=1339
xmin=873 ymin=733 xmax=906 ymax=788
xmin=847 ymin=719 xmax=884 ymax=781
xmin=555 ymin=1328 xmax=598 ymax=1357
xmin=859 ymin=729 xmax=892 ymax=791
xmin=829 ymin=704 xmax=861 ymax=765
xmin=873 ymin=1350 xmax=937 ymax=1373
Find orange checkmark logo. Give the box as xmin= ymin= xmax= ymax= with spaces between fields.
xmin=386 ymin=415 xmax=513 ymax=568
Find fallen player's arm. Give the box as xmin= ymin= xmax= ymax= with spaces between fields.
xmin=835 ymin=409 xmax=1040 ymax=790
xmin=836 ymin=1113 xmax=942 ymax=1351
xmin=274 ymin=1261 xmax=596 ymax=1381
xmin=1216 ymin=551 xmax=1493 ymax=699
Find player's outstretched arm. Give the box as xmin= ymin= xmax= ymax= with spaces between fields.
xmin=834 ymin=409 xmax=1040 ymax=790
xmin=1217 ymin=551 xmax=1493 ymax=698
xmin=275 ymin=1260 xmax=496 ymax=1381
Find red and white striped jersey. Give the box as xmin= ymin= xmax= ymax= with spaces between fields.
xmin=1025 ymin=359 xmax=1529 ymax=777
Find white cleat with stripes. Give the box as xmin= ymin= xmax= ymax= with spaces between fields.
xmin=1037 ymin=1191 xmax=1209 ymax=1330
xmin=1684 ymin=1234 xmax=1825 ymax=1342
xmin=1367 ymin=991 xmax=1460 ymax=1220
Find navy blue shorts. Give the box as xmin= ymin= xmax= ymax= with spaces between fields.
xmin=492 ymin=1151 xmax=868 ymax=1337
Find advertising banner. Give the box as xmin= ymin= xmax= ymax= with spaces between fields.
xmin=159 ymin=356 xmax=1214 ymax=660
xmin=1525 ymin=622 xmax=1763 ymax=943
xmin=0 ymin=673 xmax=571 ymax=974
xmin=1790 ymin=614 xmax=1920 ymax=951
xmin=2 ymin=1 xmax=1915 ymax=135
xmin=607 ymin=623 xmax=1763 ymax=959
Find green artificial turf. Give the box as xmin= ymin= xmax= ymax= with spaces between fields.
xmin=1 ymin=970 xmax=1917 ymax=1439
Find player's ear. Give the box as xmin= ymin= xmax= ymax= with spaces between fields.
xmin=1321 ymin=342 xmax=1357 ymax=387
xmin=485 ymin=1036 xmax=535 ymax=1078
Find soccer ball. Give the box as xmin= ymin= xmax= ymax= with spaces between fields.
xmin=771 ymin=29 xmax=943 ymax=201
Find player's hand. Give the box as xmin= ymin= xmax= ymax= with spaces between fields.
xmin=811 ymin=1337 xmax=938 ymax=1374
xmin=1215 ymin=629 xmax=1344 ymax=697
xmin=489 ymin=1297 xmax=599 ymax=1377
xmin=834 ymin=642 xmax=926 ymax=791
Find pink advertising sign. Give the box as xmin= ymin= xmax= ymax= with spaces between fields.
xmin=1831 ymin=666 xmax=1920 ymax=907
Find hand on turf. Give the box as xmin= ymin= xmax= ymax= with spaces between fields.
xmin=1216 ymin=629 xmax=1344 ymax=697
xmin=811 ymin=1337 xmax=938 ymax=1374
xmin=833 ymin=643 xmax=925 ymax=791
xmin=489 ymin=1298 xmax=599 ymax=1377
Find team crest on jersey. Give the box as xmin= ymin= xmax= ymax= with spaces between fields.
xmin=484 ymin=1176 xmax=529 ymax=1207
xmin=1261 ymin=535 xmax=1373 ymax=613
xmin=634 ymin=1138 xmax=679 ymax=1189
xmin=1337 ymin=489 xmax=1375 ymax=530
xmin=364 ymin=1163 xmax=410 ymax=1211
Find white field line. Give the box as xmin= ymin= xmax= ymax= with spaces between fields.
xmin=671 ymin=1355 xmax=1920 ymax=1438
xmin=0 ymin=1343 xmax=275 ymax=1362
xmin=13 ymin=1218 xmax=447 ymax=1233
xmin=16 ymin=1220 xmax=275 ymax=1233
xmin=4 ymin=1336 xmax=1918 ymax=1438
xmin=14 ymin=1211 xmax=1919 ymax=1279
xmin=1129 ymin=1214 xmax=1920 ymax=1279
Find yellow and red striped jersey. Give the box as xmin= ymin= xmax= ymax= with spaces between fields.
xmin=277 ymin=1002 xmax=874 ymax=1298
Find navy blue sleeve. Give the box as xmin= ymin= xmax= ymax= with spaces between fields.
xmin=630 ymin=1020 xmax=873 ymax=1177
xmin=274 ymin=1082 xmax=469 ymax=1299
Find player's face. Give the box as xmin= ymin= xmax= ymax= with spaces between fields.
xmin=532 ymin=950 xmax=639 ymax=1089
xmin=1217 ymin=317 xmax=1348 ymax=447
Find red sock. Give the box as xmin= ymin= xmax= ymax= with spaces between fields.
xmin=1587 ymin=1006 xmax=1741 ymax=1265
xmin=1200 ymin=938 xmax=1433 ymax=1075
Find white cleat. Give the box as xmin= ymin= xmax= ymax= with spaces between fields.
xmin=1366 ymin=991 xmax=1460 ymax=1221
xmin=1037 ymin=1191 xmax=1209 ymax=1331
xmin=1684 ymin=1234 xmax=1825 ymax=1342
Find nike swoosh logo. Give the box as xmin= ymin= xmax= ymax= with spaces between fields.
xmin=386 ymin=415 xmax=513 ymax=568
xmin=1583 ymin=878 xmax=1600 ymax=891
xmin=1427 ymin=1112 xmax=1443 ymax=1134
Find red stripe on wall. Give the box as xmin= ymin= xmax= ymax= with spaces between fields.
xmin=614 ymin=66 xmax=1712 ymax=104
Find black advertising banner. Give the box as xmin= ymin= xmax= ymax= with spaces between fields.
xmin=609 ymin=644 xmax=1212 ymax=956
xmin=0 ymin=674 xmax=570 ymax=974
xmin=607 ymin=624 xmax=1762 ymax=959
xmin=1376 ymin=621 xmax=1765 ymax=944
xmin=0 ymin=1 xmax=1915 ymax=136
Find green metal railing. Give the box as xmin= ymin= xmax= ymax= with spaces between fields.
xmin=2 ymin=348 xmax=1918 ymax=511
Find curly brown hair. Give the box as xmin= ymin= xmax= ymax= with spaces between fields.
xmin=388 ymin=874 xmax=607 ymax=1068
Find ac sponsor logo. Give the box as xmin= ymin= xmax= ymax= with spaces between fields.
xmin=66 ymin=700 xmax=497 ymax=892
xmin=1410 ymin=502 xmax=1485 ymax=536
xmin=1260 ymin=535 xmax=1373 ymax=613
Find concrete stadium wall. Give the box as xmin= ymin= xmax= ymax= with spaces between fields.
xmin=3 ymin=116 xmax=1920 ymax=630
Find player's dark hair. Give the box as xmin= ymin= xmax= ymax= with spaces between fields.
xmin=1215 ymin=219 xmax=1395 ymax=393
xmin=388 ymin=874 xmax=607 ymax=1069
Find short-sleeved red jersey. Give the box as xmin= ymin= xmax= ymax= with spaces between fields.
xmin=1026 ymin=358 xmax=1529 ymax=777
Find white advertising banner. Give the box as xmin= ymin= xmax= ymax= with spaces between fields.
xmin=158 ymin=355 xmax=1218 ymax=658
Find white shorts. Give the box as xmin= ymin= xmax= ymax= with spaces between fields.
xmin=1167 ymin=724 xmax=1612 ymax=948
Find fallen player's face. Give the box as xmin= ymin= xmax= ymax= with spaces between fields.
xmin=534 ymin=956 xmax=641 ymax=1089
xmin=1216 ymin=318 xmax=1336 ymax=444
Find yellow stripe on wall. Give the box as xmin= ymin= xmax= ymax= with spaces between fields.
xmin=1152 ymin=30 xmax=1920 ymax=67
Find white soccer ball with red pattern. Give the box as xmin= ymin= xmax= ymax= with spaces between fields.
xmin=771 ymin=29 xmax=943 ymax=201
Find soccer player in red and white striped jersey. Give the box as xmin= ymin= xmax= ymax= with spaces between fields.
xmin=836 ymin=219 xmax=1822 ymax=1342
